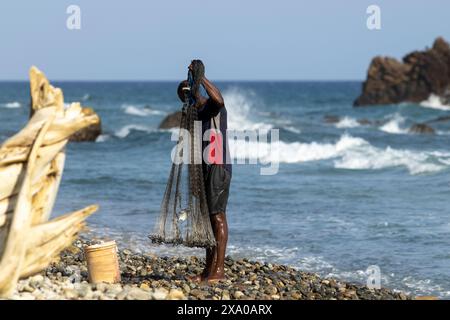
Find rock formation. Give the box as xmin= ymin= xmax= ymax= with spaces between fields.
xmin=159 ymin=111 xmax=182 ymax=129
xmin=29 ymin=68 xmax=102 ymax=141
xmin=0 ymin=66 xmax=98 ymax=297
xmin=323 ymin=115 xmax=340 ymax=124
xmin=323 ymin=115 xmax=380 ymax=126
xmin=354 ymin=37 xmax=450 ymax=106
xmin=409 ymin=123 xmax=435 ymax=134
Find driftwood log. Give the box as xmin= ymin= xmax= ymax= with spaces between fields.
xmin=0 ymin=66 xmax=99 ymax=297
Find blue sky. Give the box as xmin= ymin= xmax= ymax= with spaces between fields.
xmin=0 ymin=0 xmax=449 ymax=80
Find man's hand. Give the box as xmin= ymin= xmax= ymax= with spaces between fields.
xmin=187 ymin=60 xmax=223 ymax=108
xmin=188 ymin=60 xmax=206 ymax=78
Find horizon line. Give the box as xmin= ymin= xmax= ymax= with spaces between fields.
xmin=0 ymin=78 xmax=364 ymax=82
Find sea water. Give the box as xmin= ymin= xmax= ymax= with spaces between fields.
xmin=1 ymin=81 xmax=450 ymax=297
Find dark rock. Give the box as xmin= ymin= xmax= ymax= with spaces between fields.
xmin=324 ymin=115 xmax=340 ymax=124
xmin=69 ymin=107 xmax=102 ymax=142
xmin=355 ymin=37 xmax=450 ymax=106
xmin=357 ymin=118 xmax=372 ymax=125
xmin=409 ymin=123 xmax=435 ymax=134
xmin=159 ymin=111 xmax=182 ymax=129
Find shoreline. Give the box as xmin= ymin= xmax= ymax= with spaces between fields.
xmin=9 ymin=237 xmax=410 ymax=300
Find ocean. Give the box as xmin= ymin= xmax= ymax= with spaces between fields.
xmin=1 ymin=81 xmax=450 ymax=298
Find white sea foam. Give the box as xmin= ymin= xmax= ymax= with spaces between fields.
xmin=420 ymin=94 xmax=450 ymax=111
xmin=335 ymin=144 xmax=446 ymax=175
xmin=223 ymin=89 xmax=273 ymax=131
xmin=1 ymin=101 xmax=21 ymax=108
xmin=314 ymin=261 xmax=450 ymax=298
xmin=115 ymin=124 xmax=155 ymax=138
xmin=95 ymin=134 xmax=110 ymax=143
xmin=230 ymin=134 xmax=364 ymax=164
xmin=285 ymin=126 xmax=301 ymax=134
xmin=229 ymin=133 xmax=450 ymax=175
xmin=227 ymin=245 xmax=300 ymax=264
xmin=122 ymin=104 xmax=164 ymax=117
xmin=379 ymin=114 xmax=408 ymax=134
xmin=335 ymin=116 xmax=360 ymax=129
xmin=401 ymin=276 xmax=450 ymax=298
xmin=431 ymin=151 xmax=450 ymax=165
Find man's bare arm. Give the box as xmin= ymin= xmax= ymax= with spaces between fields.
xmin=202 ymin=77 xmax=225 ymax=108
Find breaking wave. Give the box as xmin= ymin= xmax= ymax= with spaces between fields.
xmin=379 ymin=114 xmax=408 ymax=134
xmin=229 ymin=134 xmax=450 ymax=175
xmin=95 ymin=134 xmax=111 ymax=143
xmin=285 ymin=126 xmax=301 ymax=134
xmin=1 ymin=101 xmax=21 ymax=108
xmin=115 ymin=124 xmax=156 ymax=138
xmin=335 ymin=117 xmax=360 ymax=129
xmin=122 ymin=104 xmax=165 ymax=117
xmin=420 ymin=94 xmax=450 ymax=111
xmin=223 ymin=88 xmax=273 ymax=131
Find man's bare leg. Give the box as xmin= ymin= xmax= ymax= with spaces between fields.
xmin=188 ymin=247 xmax=216 ymax=282
xmin=187 ymin=212 xmax=228 ymax=283
xmin=207 ymin=212 xmax=228 ymax=282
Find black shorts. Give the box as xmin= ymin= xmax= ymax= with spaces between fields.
xmin=204 ymin=164 xmax=231 ymax=215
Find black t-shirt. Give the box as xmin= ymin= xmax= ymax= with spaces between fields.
xmin=197 ymin=100 xmax=232 ymax=175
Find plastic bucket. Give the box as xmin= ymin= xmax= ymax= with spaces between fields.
xmin=84 ymin=241 xmax=121 ymax=284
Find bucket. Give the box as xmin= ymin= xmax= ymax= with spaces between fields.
xmin=84 ymin=241 xmax=121 ymax=284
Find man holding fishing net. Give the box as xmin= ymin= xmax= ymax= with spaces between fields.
xmin=150 ymin=60 xmax=232 ymax=283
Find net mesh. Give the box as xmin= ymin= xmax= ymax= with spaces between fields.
xmin=149 ymin=60 xmax=216 ymax=248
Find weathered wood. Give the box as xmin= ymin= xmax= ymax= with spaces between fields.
xmin=0 ymin=117 xmax=52 ymax=296
xmin=22 ymin=206 xmax=98 ymax=277
xmin=29 ymin=66 xmax=64 ymax=115
xmin=29 ymin=205 xmax=98 ymax=246
xmin=0 ymin=67 xmax=99 ymax=297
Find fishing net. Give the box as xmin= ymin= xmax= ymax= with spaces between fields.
xmin=149 ymin=60 xmax=216 ymax=248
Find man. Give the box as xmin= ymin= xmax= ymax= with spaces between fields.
xmin=177 ymin=60 xmax=232 ymax=283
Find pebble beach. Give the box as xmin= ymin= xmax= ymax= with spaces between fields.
xmin=8 ymin=237 xmax=411 ymax=300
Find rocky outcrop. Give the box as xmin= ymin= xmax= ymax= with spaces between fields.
xmin=409 ymin=123 xmax=435 ymax=134
xmin=323 ymin=115 xmax=380 ymax=126
xmin=357 ymin=119 xmax=372 ymax=125
xmin=354 ymin=37 xmax=450 ymax=106
xmin=159 ymin=111 xmax=182 ymax=129
xmin=323 ymin=115 xmax=340 ymax=124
